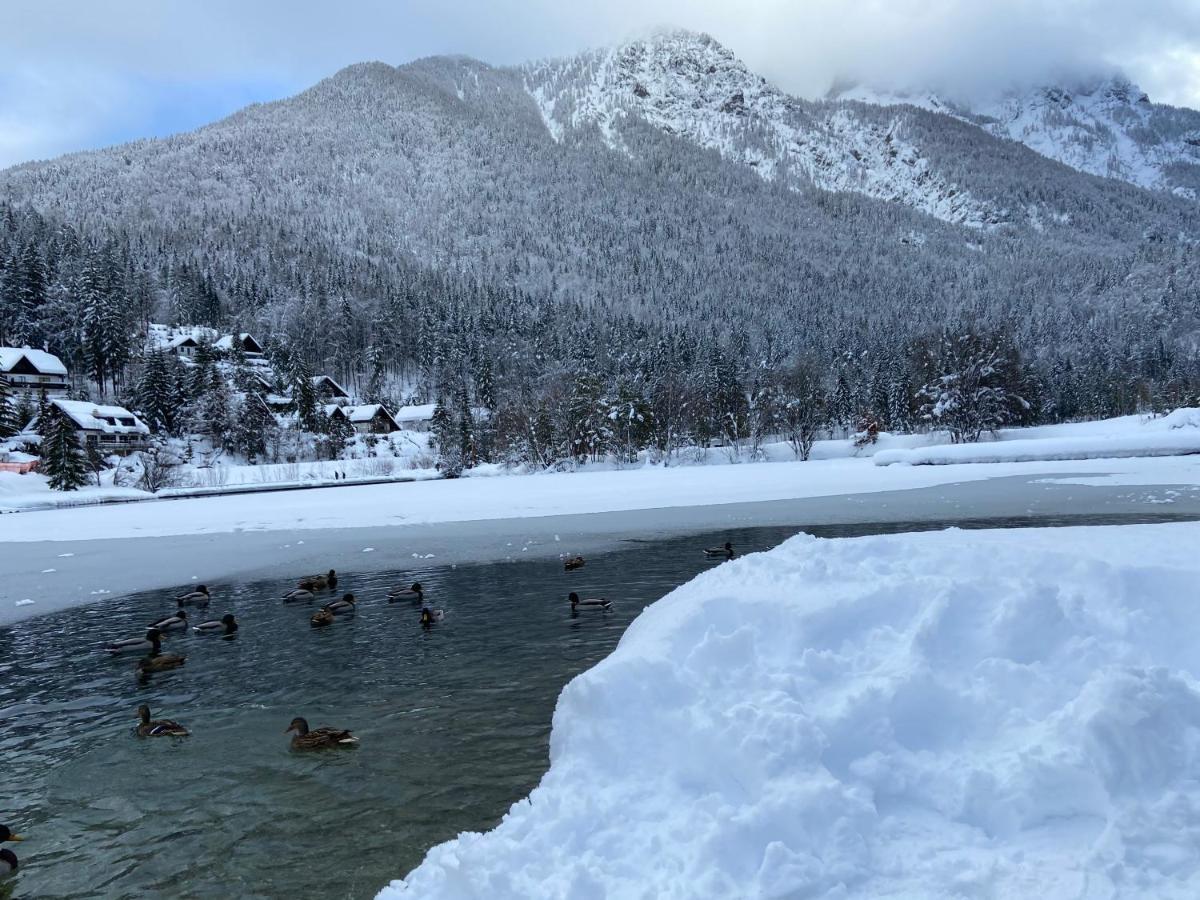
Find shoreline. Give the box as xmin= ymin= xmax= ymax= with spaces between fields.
xmin=4 ymin=470 xmax=1200 ymax=627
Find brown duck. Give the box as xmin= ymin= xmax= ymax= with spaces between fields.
xmin=285 ymin=716 xmax=358 ymax=750
xmin=136 ymin=704 xmax=190 ymax=737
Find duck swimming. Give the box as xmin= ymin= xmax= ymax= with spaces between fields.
xmin=137 ymin=651 xmax=186 ymax=675
xmin=193 ymin=613 xmax=238 ymax=636
xmin=387 ymin=582 xmax=423 ymax=603
xmin=176 ymin=585 xmax=210 ymax=606
xmin=569 ymin=592 xmax=612 ymax=610
xmin=419 ymin=606 xmax=445 ymax=627
xmin=298 ymin=569 xmax=337 ymax=591
xmin=310 ymin=608 xmax=334 ymax=628
xmin=564 ymin=556 xmax=585 ymax=572
xmin=703 ymin=542 xmax=734 ymax=560
xmin=149 ymin=610 xmax=188 ymax=632
xmin=1 ymin=825 xmax=23 ymax=878
xmin=285 ymin=716 xmax=358 ymax=750
xmin=283 ymin=587 xmax=315 ymax=602
xmin=105 ymin=627 xmax=162 ymax=656
xmin=325 ymin=593 xmax=356 ymax=614
xmin=136 ymin=704 xmax=189 ymax=737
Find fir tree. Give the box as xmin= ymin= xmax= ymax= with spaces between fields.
xmin=40 ymin=404 xmax=88 ymax=491
xmin=0 ymin=376 xmax=17 ymax=438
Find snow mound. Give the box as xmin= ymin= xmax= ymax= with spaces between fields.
xmin=876 ymin=413 xmax=1200 ymax=466
xmin=383 ymin=523 xmax=1200 ymax=898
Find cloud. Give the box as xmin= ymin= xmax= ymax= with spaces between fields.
xmin=1 ymin=0 xmax=1200 ymax=167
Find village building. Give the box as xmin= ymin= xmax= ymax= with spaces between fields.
xmin=0 ymin=347 xmax=70 ymax=398
xmin=393 ymin=403 xmax=437 ymax=431
xmin=27 ymin=399 xmax=151 ymax=455
xmin=311 ymin=375 xmax=350 ymax=402
xmin=324 ymin=403 xmax=400 ymax=435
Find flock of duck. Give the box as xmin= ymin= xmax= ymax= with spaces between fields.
xmin=2 ymin=539 xmax=737 ymax=882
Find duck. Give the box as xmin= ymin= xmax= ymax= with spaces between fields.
xmin=564 ymin=556 xmax=585 ymax=572
xmin=193 ymin=613 xmax=238 ymax=636
xmin=106 ymin=627 xmax=163 ymax=656
xmin=1 ymin=824 xmax=23 ymax=878
xmin=135 ymin=704 xmax=189 ymax=737
xmin=298 ymin=569 xmax=337 ymax=591
xmin=283 ymin=587 xmax=315 ymax=602
xmin=569 ymin=591 xmax=612 ymax=611
xmin=137 ymin=651 xmax=186 ymax=675
xmin=310 ymin=608 xmax=334 ymax=628
xmin=285 ymin=716 xmax=358 ymax=750
xmin=419 ymin=606 xmax=445 ymax=627
xmin=324 ymin=593 xmax=356 ymax=615
xmin=387 ymin=581 xmax=424 ymax=603
xmin=176 ymin=585 xmax=211 ymax=606
xmin=703 ymin=542 xmax=735 ymax=560
xmin=149 ymin=610 xmax=188 ymax=632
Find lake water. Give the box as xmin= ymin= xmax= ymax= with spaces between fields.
xmin=1 ymin=513 xmax=1195 ymax=899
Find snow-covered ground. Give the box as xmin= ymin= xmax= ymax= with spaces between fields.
xmin=385 ymin=521 xmax=1200 ymax=898
xmin=876 ymin=408 xmax=1200 ymax=466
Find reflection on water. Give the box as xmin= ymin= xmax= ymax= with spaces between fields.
xmin=0 ymin=513 xmax=1194 ymax=899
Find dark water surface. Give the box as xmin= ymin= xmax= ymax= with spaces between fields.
xmin=1 ymin=513 xmax=1195 ymax=899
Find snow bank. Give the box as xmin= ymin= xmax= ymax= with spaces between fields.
xmin=384 ymin=523 xmax=1200 ymax=898
xmin=876 ymin=412 xmax=1200 ymax=466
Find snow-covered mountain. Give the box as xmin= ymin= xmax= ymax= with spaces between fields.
xmin=526 ymin=31 xmax=999 ymax=227
xmin=2 ymin=26 xmax=1198 ymax=384
xmin=835 ymin=76 xmax=1200 ymax=199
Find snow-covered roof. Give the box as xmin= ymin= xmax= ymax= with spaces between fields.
xmin=395 ymin=403 xmax=437 ymax=421
xmin=0 ymin=346 xmax=68 ymax=376
xmin=145 ymin=323 xmax=218 ymax=352
xmin=311 ymin=374 xmax=349 ymax=397
xmin=345 ymin=403 xmax=392 ymax=423
xmin=48 ymin=399 xmax=150 ymax=435
xmin=215 ymin=333 xmax=263 ymax=352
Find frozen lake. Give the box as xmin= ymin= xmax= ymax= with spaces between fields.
xmin=2 ymin=511 xmax=1197 ymax=899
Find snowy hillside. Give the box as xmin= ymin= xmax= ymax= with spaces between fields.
xmin=837 ymin=75 xmax=1200 ymax=199
xmin=386 ymin=522 xmax=1200 ymax=897
xmin=526 ymin=30 xmax=998 ymax=227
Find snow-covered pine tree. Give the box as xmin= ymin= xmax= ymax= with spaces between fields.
xmin=325 ymin=409 xmax=354 ymax=460
xmin=41 ymin=404 xmax=88 ymax=491
xmin=0 ymin=375 xmax=17 ymax=438
xmin=430 ymin=400 xmax=463 ymax=477
xmin=232 ymin=392 xmax=274 ymax=462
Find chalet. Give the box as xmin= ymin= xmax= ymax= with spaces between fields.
xmin=393 ymin=403 xmax=437 ymax=431
xmin=325 ymin=403 xmax=400 ymax=435
xmin=215 ymin=333 xmax=265 ymax=359
xmin=28 ymin=399 xmax=150 ymax=455
xmin=0 ymin=347 xmax=70 ymax=398
xmin=311 ymin=375 xmax=350 ymax=402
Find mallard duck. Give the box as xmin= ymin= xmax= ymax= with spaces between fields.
xmin=324 ymin=593 xmax=356 ymax=614
xmin=176 ymin=585 xmax=210 ymax=606
xmin=137 ymin=652 xmax=186 ymax=674
xmin=298 ymin=569 xmax=337 ymax=591
xmin=149 ymin=610 xmax=187 ymax=632
xmin=193 ymin=613 xmax=238 ymax=636
xmin=387 ymin=581 xmax=423 ymax=603
xmin=310 ymin=608 xmax=334 ymax=628
xmin=1 ymin=825 xmax=23 ymax=876
xmin=106 ymin=628 xmax=162 ymax=656
xmin=136 ymin=704 xmax=189 ymax=737
xmin=419 ymin=606 xmax=445 ymax=626
xmin=283 ymin=587 xmax=315 ymax=602
xmin=564 ymin=556 xmax=585 ymax=572
xmin=569 ymin=591 xmax=611 ymax=610
xmin=285 ymin=716 xmax=358 ymax=750
xmin=703 ymin=542 xmax=734 ymax=560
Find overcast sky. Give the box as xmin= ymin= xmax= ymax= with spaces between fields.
xmin=2 ymin=0 xmax=1199 ymax=168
